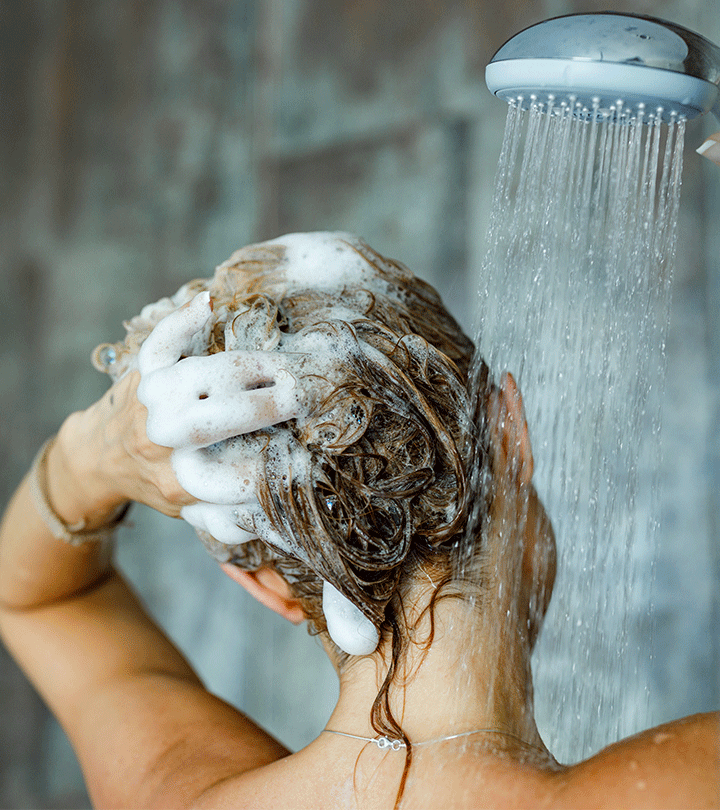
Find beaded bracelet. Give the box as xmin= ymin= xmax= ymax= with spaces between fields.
xmin=28 ymin=437 xmax=130 ymax=546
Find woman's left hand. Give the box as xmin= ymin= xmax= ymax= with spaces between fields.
xmin=49 ymin=370 xmax=196 ymax=530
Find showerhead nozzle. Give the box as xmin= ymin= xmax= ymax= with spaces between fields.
xmin=485 ymin=13 xmax=720 ymax=123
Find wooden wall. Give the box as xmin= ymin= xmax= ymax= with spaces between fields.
xmin=1 ymin=0 xmax=717 ymax=806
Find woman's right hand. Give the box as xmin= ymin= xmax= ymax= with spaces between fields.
xmin=49 ymin=370 xmax=196 ymax=530
xmin=131 ymin=291 xmax=351 ymax=547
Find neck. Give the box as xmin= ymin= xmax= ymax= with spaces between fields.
xmin=323 ymin=585 xmax=546 ymax=755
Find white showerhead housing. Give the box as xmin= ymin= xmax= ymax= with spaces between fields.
xmin=486 ymin=12 xmax=720 ymax=123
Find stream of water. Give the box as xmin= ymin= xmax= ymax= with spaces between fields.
xmin=471 ymin=100 xmax=685 ymax=761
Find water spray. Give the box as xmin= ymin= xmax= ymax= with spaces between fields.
xmin=478 ymin=10 xmax=717 ymax=760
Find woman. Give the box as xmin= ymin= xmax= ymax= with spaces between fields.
xmin=1 ymin=166 xmax=718 ymax=807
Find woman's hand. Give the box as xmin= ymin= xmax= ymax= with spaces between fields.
xmin=697 ymin=132 xmax=720 ymax=166
xmin=49 ymin=371 xmax=195 ymax=530
xmin=135 ymin=291 xmax=342 ymax=450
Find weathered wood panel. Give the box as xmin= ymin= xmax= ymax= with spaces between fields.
xmin=1 ymin=0 xmax=717 ymax=805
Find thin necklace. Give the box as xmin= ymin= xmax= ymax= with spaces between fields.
xmin=322 ymin=727 xmax=544 ymax=752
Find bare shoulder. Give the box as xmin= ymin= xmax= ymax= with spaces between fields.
xmin=189 ymin=715 xmax=720 ymax=810
xmin=556 ymin=712 xmax=720 ymax=809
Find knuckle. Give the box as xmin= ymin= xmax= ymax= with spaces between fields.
xmin=157 ymin=475 xmax=188 ymax=504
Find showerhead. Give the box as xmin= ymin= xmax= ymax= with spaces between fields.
xmin=486 ymin=13 xmax=720 ymax=123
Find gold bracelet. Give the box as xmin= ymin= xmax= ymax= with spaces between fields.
xmin=28 ymin=437 xmax=130 ymax=546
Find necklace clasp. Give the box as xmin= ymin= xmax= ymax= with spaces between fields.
xmin=374 ymin=735 xmax=406 ymax=751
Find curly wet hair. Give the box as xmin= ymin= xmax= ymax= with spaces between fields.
xmin=95 ymin=235 xmax=493 ymax=804
xmin=207 ymin=240 xmax=489 ymax=643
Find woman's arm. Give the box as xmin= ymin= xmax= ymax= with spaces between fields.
xmin=0 ymin=372 xmax=288 ymax=808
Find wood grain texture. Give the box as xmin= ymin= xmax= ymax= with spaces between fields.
xmin=0 ymin=0 xmax=717 ymax=805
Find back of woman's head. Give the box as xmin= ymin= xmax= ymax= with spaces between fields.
xmin=95 ymin=233 xmax=491 ymax=658
xmin=210 ymin=235 xmax=489 ymax=652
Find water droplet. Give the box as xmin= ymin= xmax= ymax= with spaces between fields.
xmin=325 ymin=494 xmax=339 ymax=516
xmin=97 ymin=345 xmax=116 ymax=367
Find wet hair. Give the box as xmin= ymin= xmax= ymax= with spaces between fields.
xmin=210 ymin=238 xmax=492 ymax=803
xmin=96 ymin=235 xmax=492 ymax=807
xmin=211 ymin=239 xmax=485 ymax=635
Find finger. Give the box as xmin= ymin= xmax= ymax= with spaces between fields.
xmin=138 ymin=291 xmax=212 ymax=375
xmin=171 ymin=439 xmax=263 ymax=504
xmin=180 ymin=502 xmax=261 ymax=545
xmin=138 ymin=352 xmax=302 ymax=448
xmin=697 ymin=133 xmax=720 ymax=166
xmin=180 ymin=500 xmax=294 ymax=556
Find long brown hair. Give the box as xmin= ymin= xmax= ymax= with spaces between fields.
xmin=217 ymin=238 xmax=492 ymax=806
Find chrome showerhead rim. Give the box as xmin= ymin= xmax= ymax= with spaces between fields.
xmin=486 ymin=13 xmax=720 ymax=123
xmin=486 ymin=58 xmax=719 ymax=123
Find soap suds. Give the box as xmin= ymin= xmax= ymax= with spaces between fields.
xmin=322 ymin=580 xmax=380 ymax=656
xmin=265 ymin=232 xmax=376 ymax=290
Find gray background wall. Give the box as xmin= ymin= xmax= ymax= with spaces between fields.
xmin=1 ymin=1 xmax=717 ymax=807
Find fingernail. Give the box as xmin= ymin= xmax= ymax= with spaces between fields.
xmin=696 ymin=138 xmax=720 ymax=162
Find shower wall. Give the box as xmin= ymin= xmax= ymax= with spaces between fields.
xmin=0 ymin=0 xmax=717 ymax=806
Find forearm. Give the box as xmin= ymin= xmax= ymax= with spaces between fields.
xmin=0 ymin=427 xmax=121 ymax=610
xmin=0 ymin=408 xmax=203 ymax=753
xmin=0 ymin=485 xmax=105 ymax=610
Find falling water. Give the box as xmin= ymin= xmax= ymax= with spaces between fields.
xmin=471 ymin=100 xmax=685 ymax=762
